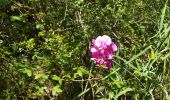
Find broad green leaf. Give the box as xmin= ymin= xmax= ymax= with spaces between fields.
xmin=10 ymin=16 xmax=24 ymax=21
xmin=52 ymin=75 xmax=61 ymax=81
xmin=73 ymin=73 xmax=79 ymax=79
xmin=77 ymin=70 xmax=83 ymax=77
xmin=77 ymin=67 xmax=93 ymax=77
xmin=113 ymin=81 xmax=124 ymax=88
xmin=74 ymin=67 xmax=92 ymax=78
xmin=52 ymin=75 xmax=62 ymax=85
xmin=63 ymin=74 xmax=71 ymax=79
xmin=38 ymin=31 xmax=45 ymax=36
xmin=52 ymin=85 xmax=62 ymax=96
xmin=35 ymin=73 xmax=49 ymax=79
xmin=36 ymin=86 xmax=45 ymax=93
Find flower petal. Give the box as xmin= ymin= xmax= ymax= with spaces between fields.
xmin=102 ymin=35 xmax=112 ymax=45
xmin=90 ymin=47 xmax=97 ymax=53
xmin=105 ymin=62 xmax=111 ymax=70
xmin=94 ymin=36 xmax=102 ymax=48
xmin=111 ymin=43 xmax=118 ymax=52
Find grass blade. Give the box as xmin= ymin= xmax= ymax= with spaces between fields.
xmin=126 ymin=45 xmax=151 ymax=64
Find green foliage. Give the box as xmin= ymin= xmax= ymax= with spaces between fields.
xmin=0 ymin=0 xmax=170 ymax=99
xmin=0 ymin=0 xmax=11 ymax=5
xmin=52 ymin=85 xmax=62 ymax=96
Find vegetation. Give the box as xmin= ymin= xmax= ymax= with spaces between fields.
xmin=0 ymin=0 xmax=170 ymax=99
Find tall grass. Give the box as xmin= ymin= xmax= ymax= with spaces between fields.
xmin=77 ymin=1 xmax=170 ymax=99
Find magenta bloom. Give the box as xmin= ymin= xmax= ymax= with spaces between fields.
xmin=90 ymin=35 xmax=117 ymax=70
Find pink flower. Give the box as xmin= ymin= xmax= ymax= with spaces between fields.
xmin=90 ymin=35 xmax=117 ymax=70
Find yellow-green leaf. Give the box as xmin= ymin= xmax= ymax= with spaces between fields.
xmin=150 ymin=50 xmax=155 ymax=60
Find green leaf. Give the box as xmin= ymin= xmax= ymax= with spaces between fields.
xmin=109 ymin=92 xmax=114 ymax=99
xmin=24 ymin=69 xmax=32 ymax=77
xmin=113 ymin=81 xmax=124 ymax=88
xmin=52 ymin=75 xmax=61 ymax=80
xmin=38 ymin=31 xmax=45 ymax=36
xmin=26 ymin=38 xmax=35 ymax=50
xmin=36 ymin=24 xmax=44 ymax=30
xmin=77 ymin=67 xmax=93 ymax=77
xmin=78 ymin=67 xmax=88 ymax=74
xmin=33 ymin=52 xmax=44 ymax=60
xmin=19 ymin=68 xmax=32 ymax=77
xmin=35 ymin=73 xmax=49 ymax=79
xmin=73 ymin=73 xmax=79 ymax=79
xmin=115 ymin=88 xmax=133 ymax=99
xmin=139 ymin=26 xmax=145 ymax=33
xmin=52 ymin=75 xmax=62 ymax=85
xmin=52 ymin=85 xmax=62 ymax=96
xmin=15 ymin=62 xmax=28 ymax=68
xmin=36 ymin=86 xmax=46 ymax=93
xmin=10 ymin=16 xmax=24 ymax=21
xmin=63 ymin=74 xmax=71 ymax=79
xmin=96 ymin=86 xmax=105 ymax=94
xmin=77 ymin=70 xmax=83 ymax=77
